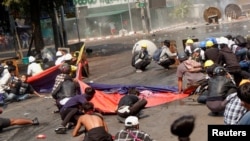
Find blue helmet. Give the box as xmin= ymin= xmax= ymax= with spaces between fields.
xmin=199 ymin=41 xmax=206 ymax=49
xmin=206 ymin=37 xmax=217 ymax=44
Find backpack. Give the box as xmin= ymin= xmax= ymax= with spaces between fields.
xmin=152 ymin=48 xmax=162 ymax=61
xmin=234 ymin=35 xmax=247 ymax=46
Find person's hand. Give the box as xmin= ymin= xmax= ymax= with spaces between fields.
xmin=39 ymin=95 xmax=45 ymax=98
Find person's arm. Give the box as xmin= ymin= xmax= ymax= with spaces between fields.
xmin=29 ymin=84 xmax=44 ymax=97
xmin=72 ymin=116 xmax=83 ymax=137
xmin=178 ymin=77 xmax=183 ymax=94
xmin=103 ymin=120 xmax=109 ymax=132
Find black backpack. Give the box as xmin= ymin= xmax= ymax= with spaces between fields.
xmin=234 ymin=35 xmax=247 ymax=46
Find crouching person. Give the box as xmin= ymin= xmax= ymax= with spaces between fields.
xmin=206 ymin=66 xmax=237 ymax=115
xmin=132 ymin=43 xmax=151 ymax=73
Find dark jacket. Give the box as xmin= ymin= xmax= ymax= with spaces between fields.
xmin=207 ymin=75 xmax=237 ymax=101
xmin=217 ymin=47 xmax=241 ymax=72
xmin=52 ymin=75 xmax=76 ymax=99
xmin=205 ymin=47 xmax=219 ymax=63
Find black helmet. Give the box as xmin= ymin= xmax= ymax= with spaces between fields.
xmin=178 ymin=52 xmax=188 ymax=62
xmin=213 ymin=66 xmax=226 ymax=76
xmin=234 ymin=35 xmax=247 ymax=46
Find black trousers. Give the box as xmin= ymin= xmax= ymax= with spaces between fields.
xmin=60 ymin=107 xmax=81 ymax=127
xmin=117 ymin=99 xmax=148 ymax=118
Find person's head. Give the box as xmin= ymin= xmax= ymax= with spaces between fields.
xmin=177 ymin=52 xmax=188 ymax=62
xmin=64 ymin=53 xmax=73 ymax=63
xmin=82 ymin=101 xmax=94 ymax=113
xmin=186 ymin=39 xmax=194 ymax=46
xmin=226 ymin=34 xmax=233 ymax=40
xmin=125 ymin=116 xmax=139 ymax=129
xmin=163 ymin=40 xmax=170 ymax=47
xmin=20 ymin=74 xmax=28 ymax=82
xmin=171 ymin=115 xmax=195 ymax=141
xmin=237 ymin=81 xmax=250 ymax=110
xmin=56 ymin=51 xmax=62 ymax=57
xmin=59 ymin=63 xmax=71 ymax=74
xmin=28 ymin=56 xmax=36 ymax=63
xmin=141 ymin=43 xmax=147 ymax=50
xmin=85 ymin=87 xmax=96 ymax=101
xmin=192 ymin=48 xmax=201 ymax=57
xmin=218 ymin=37 xmax=229 ymax=48
xmin=206 ymin=41 xmax=214 ymax=48
xmin=128 ymin=87 xmax=140 ymax=96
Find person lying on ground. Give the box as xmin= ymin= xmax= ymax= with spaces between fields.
xmin=72 ymin=102 xmax=113 ymax=141
xmin=114 ymin=116 xmax=155 ymax=141
xmin=116 ymin=87 xmax=147 ymax=121
xmin=0 ymin=108 xmax=39 ymax=132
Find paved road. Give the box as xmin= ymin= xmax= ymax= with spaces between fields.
xmin=1 ymin=19 xmax=250 ymax=141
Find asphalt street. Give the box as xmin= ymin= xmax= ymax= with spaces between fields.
xmin=1 ymin=19 xmax=250 ymax=141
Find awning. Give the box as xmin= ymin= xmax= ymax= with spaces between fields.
xmin=86 ymin=9 xmax=128 ymax=18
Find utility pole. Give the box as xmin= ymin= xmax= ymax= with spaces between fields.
xmin=140 ymin=0 xmax=148 ymax=33
xmin=128 ymin=0 xmax=134 ymax=32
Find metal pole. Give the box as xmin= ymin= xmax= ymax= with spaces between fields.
xmin=75 ymin=7 xmax=81 ymax=42
xmin=146 ymin=0 xmax=152 ymax=32
xmin=60 ymin=6 xmax=67 ymax=46
xmin=128 ymin=0 xmax=134 ymax=32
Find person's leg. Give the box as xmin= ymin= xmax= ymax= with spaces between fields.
xmin=129 ymin=99 xmax=148 ymax=116
xmin=10 ymin=117 xmax=39 ymax=126
xmin=16 ymin=94 xmax=30 ymax=101
xmin=60 ymin=108 xmax=78 ymax=127
xmin=3 ymin=93 xmax=16 ymax=102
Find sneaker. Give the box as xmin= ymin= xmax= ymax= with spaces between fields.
xmin=136 ymin=69 xmax=142 ymax=73
xmin=65 ymin=122 xmax=75 ymax=129
xmin=32 ymin=117 xmax=39 ymax=125
xmin=55 ymin=126 xmax=67 ymax=134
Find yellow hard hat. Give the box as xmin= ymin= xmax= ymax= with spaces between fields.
xmin=186 ymin=39 xmax=194 ymax=44
xmin=206 ymin=41 xmax=214 ymax=47
xmin=141 ymin=43 xmax=147 ymax=48
xmin=239 ymin=79 xmax=250 ymax=86
xmin=204 ymin=60 xmax=214 ymax=68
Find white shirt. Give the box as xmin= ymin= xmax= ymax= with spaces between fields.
xmin=0 ymin=69 xmax=11 ymax=93
xmin=27 ymin=62 xmax=43 ymax=76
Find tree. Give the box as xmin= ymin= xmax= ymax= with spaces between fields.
xmin=3 ymin=0 xmax=64 ymax=53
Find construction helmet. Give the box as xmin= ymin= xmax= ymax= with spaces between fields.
xmin=206 ymin=41 xmax=214 ymax=48
xmin=204 ymin=60 xmax=214 ymax=68
xmin=239 ymin=79 xmax=250 ymax=86
xmin=213 ymin=66 xmax=226 ymax=76
xmin=199 ymin=41 xmax=206 ymax=48
xmin=186 ymin=39 xmax=194 ymax=44
xmin=141 ymin=43 xmax=147 ymax=48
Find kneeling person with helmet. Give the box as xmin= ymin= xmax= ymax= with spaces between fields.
xmin=132 ymin=43 xmax=152 ymax=73
xmin=206 ymin=66 xmax=237 ymax=115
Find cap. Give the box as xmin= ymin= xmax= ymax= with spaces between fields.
xmin=56 ymin=51 xmax=62 ymax=57
xmin=141 ymin=43 xmax=147 ymax=48
xmin=125 ymin=116 xmax=139 ymax=127
xmin=29 ymin=56 xmax=36 ymax=63
xmin=64 ymin=53 xmax=73 ymax=61
xmin=218 ymin=37 xmax=229 ymax=45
